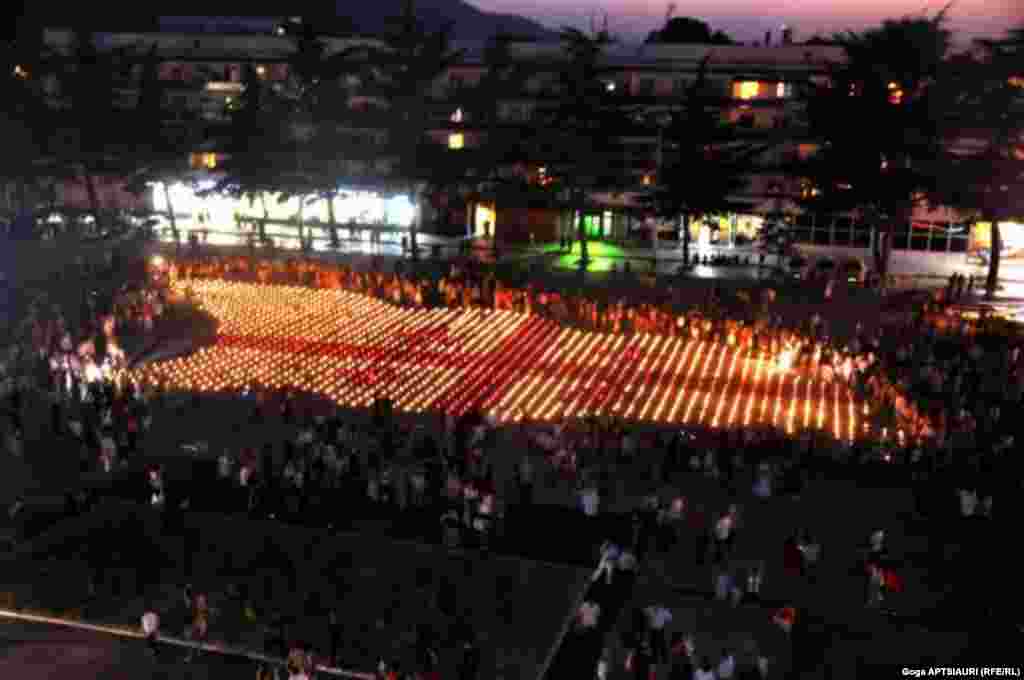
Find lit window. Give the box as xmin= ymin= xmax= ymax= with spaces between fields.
xmin=642 ymin=174 xmax=653 ymax=186
xmin=190 ymin=153 xmax=218 ymax=170
xmin=800 ymin=181 xmax=819 ymax=199
xmin=734 ymin=81 xmax=760 ymax=100
xmin=195 ymin=153 xmax=217 ymax=169
xmin=448 ymin=133 xmax=464 ymax=150
xmin=1009 ymin=76 xmax=1023 ymax=89
xmin=776 ymin=82 xmax=787 ymax=98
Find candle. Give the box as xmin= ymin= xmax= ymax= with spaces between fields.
xmin=128 ymin=276 xmax=882 ymax=439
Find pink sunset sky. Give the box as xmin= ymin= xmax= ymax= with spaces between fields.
xmin=470 ymin=0 xmax=1021 ymax=44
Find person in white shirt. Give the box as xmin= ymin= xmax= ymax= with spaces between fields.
xmin=141 ymin=608 xmax=160 ymax=657
xmin=869 ymin=529 xmax=886 ymax=556
xmin=100 ymin=432 xmax=117 ymax=472
xmin=577 ymin=601 xmax=601 ymax=629
xmin=595 ymin=649 xmax=610 ymax=680
xmin=283 ymin=461 xmax=298 ymax=487
xmin=579 ymin=485 xmax=600 ymax=517
xmin=217 ymin=452 xmax=235 ymax=481
xmin=594 ymin=541 xmax=620 ymax=585
xmin=746 ymin=562 xmax=764 ymax=601
xmin=958 ymin=488 xmax=978 ymax=517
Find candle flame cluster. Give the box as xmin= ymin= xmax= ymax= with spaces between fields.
xmin=131 ymin=280 xmax=867 ymax=438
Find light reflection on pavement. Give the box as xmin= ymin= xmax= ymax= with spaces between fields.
xmin=0 ymin=622 xmax=253 ymax=680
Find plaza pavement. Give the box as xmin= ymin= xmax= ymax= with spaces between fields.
xmin=0 ymin=619 xmax=256 ymax=680
xmin=4 ymin=495 xmax=589 ymax=680
xmin=2 ymin=386 xmax=988 ymax=677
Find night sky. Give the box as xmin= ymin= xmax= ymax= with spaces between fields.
xmin=469 ymin=0 xmax=1020 ymax=44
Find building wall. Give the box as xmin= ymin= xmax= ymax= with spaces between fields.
xmin=34 ymin=28 xmax=995 ymax=239
xmin=795 ymin=243 xmax=980 ymax=277
xmin=56 ymin=177 xmax=150 ymax=212
xmin=496 ymin=207 xmax=559 ymax=243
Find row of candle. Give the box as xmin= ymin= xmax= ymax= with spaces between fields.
xmin=134 ymin=280 xmax=866 ymax=439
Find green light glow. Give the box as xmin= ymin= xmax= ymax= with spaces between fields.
xmin=544 ymin=241 xmax=626 ymax=272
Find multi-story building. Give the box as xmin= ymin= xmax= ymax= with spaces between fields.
xmin=441 ymin=40 xmax=850 ymax=245
xmin=29 ymin=23 xmax=1023 ymax=270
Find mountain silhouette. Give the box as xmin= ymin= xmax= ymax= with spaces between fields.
xmin=340 ymin=0 xmax=559 ymax=41
xmin=35 ymin=5 xmax=559 ymax=42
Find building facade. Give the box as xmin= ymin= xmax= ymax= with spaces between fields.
xmin=30 ymin=23 xmax=1022 ymax=266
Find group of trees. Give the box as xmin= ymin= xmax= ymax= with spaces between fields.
xmin=1 ymin=25 xmax=212 ymax=236
xmin=646 ymin=16 xmax=734 ymax=46
xmin=515 ymin=11 xmax=1021 ymax=294
xmin=0 ymin=3 xmax=472 ymax=254
xmin=797 ymin=12 xmax=1022 ymax=296
xmin=1 ymin=8 xmax=1021 ymax=292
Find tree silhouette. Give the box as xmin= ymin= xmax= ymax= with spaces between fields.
xmin=646 ymin=17 xmax=734 ymax=45
xmin=800 ymin=11 xmax=954 ymax=288
xmin=438 ymin=34 xmax=536 ymax=240
xmin=123 ymin=44 xmax=203 ymax=243
xmin=0 ymin=37 xmax=47 ymax=228
xmin=366 ymin=0 xmax=466 ymax=259
xmin=209 ymin=60 xmax=299 ymax=245
xmin=525 ymin=26 xmax=628 ymax=267
xmin=936 ymin=25 xmax=1024 ymax=299
xmin=641 ymin=57 xmax=761 ymax=265
xmin=38 ymin=28 xmax=173 ymax=236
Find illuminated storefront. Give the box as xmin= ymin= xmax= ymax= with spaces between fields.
xmin=969 ymin=221 xmax=1024 ymax=260
xmin=150 ymin=183 xmax=417 ymax=238
xmin=474 ymin=203 xmax=496 ymax=236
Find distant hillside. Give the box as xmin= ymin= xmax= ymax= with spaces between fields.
xmin=342 ymin=0 xmax=560 ymax=41
xmin=34 ymin=5 xmax=559 ymax=42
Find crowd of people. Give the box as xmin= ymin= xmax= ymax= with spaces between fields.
xmin=6 ymin=248 xmax=1022 ymax=677
xmin=2 ymin=254 xmax=169 ymax=466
